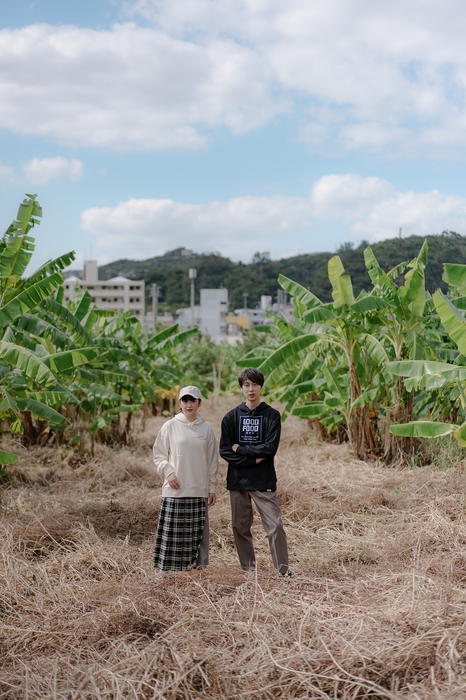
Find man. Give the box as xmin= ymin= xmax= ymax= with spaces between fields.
xmin=220 ymin=368 xmax=290 ymax=576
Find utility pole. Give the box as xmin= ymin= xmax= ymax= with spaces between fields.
xmin=189 ymin=268 xmax=197 ymax=327
xmin=242 ymin=292 xmax=248 ymax=313
xmin=151 ymin=283 xmax=158 ymax=329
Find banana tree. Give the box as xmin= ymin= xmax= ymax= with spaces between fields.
xmin=279 ymin=256 xmax=386 ymax=458
xmin=363 ymin=241 xmax=431 ymax=460
xmin=238 ymin=259 xmax=389 ymax=459
xmin=237 ymin=241 xmax=434 ymax=462
xmin=0 ymin=196 xmax=89 ymax=462
xmin=388 ymin=263 xmax=466 ymax=447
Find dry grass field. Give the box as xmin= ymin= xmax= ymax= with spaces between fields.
xmin=2 ymin=394 xmax=466 ymax=699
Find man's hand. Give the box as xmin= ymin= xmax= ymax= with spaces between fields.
xmin=232 ymin=443 xmax=264 ymax=463
xmin=167 ymin=473 xmax=180 ymax=489
xmin=208 ymin=493 xmax=216 ymax=506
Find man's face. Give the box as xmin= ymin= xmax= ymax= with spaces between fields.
xmin=241 ymin=380 xmax=262 ymax=405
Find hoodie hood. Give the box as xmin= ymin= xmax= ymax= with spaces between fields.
xmin=238 ymin=401 xmax=267 ymax=415
xmin=173 ymin=412 xmax=205 ymax=426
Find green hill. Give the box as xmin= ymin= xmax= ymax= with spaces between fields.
xmin=97 ymin=233 xmax=466 ymax=312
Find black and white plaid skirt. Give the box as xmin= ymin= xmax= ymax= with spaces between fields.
xmin=153 ymin=497 xmax=206 ymax=571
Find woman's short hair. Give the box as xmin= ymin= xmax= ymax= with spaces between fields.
xmin=238 ymin=368 xmax=265 ymax=387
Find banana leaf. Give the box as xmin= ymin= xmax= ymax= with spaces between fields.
xmin=80 ymin=384 xmax=121 ymax=402
xmin=292 ymin=402 xmax=326 ymax=418
xmin=453 ymin=422 xmax=466 ymax=447
xmin=0 ymin=272 xmax=63 ymax=326
xmin=75 ymin=290 xmax=93 ymax=322
xmin=17 ymin=314 xmax=78 ymax=350
xmin=328 ymin=256 xmax=354 ymax=308
xmin=443 ymin=263 xmax=466 ymax=294
xmin=433 ymin=289 xmax=466 ymax=356
xmin=386 ymin=359 xmax=465 ymax=378
xmin=31 ymin=390 xmax=79 ymax=406
xmin=143 ymin=324 xmax=180 ymax=350
xmin=155 ymin=327 xmax=199 ymax=350
xmin=107 ymin=403 xmax=143 ymax=414
xmin=278 ymin=274 xmax=322 ymax=309
xmin=236 ymin=347 xmax=273 ymax=368
xmin=0 ymin=342 xmax=56 ymax=386
xmin=44 ymin=348 xmax=100 ymax=373
xmin=350 ymin=297 xmax=392 ymax=313
xmin=302 ymin=307 xmax=336 ymax=323
xmin=26 ymin=251 xmax=76 ymax=285
xmin=15 ymin=398 xmax=68 ymax=426
xmin=0 ymin=449 xmax=19 ymax=465
xmin=364 ymin=247 xmax=397 ymax=299
xmin=40 ymin=298 xmax=93 ymax=345
xmin=351 ymin=388 xmax=379 ymax=408
xmin=389 ymin=421 xmax=456 ymax=438
xmin=258 ymin=334 xmax=318 ymax=375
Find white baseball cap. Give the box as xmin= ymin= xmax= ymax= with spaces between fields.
xmin=179 ymin=385 xmax=202 ymax=400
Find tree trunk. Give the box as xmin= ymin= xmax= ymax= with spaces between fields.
xmin=20 ymin=411 xmax=38 ymax=446
xmin=347 ymin=358 xmax=377 ymax=460
xmin=383 ymin=381 xmax=416 ymax=464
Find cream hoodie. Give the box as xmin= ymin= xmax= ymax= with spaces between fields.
xmin=153 ymin=413 xmax=218 ymax=498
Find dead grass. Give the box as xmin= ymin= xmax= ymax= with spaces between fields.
xmin=1 ymin=394 xmax=466 ymax=698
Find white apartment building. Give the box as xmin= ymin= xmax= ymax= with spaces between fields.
xmin=177 ymin=288 xmax=228 ymax=339
xmin=64 ymin=260 xmax=145 ymax=319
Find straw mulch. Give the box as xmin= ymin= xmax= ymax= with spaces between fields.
xmin=1 ymin=395 xmax=466 ymax=699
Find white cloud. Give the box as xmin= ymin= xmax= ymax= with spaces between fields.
xmin=22 ymin=157 xmax=84 ymax=184
xmin=351 ymin=190 xmax=466 ymax=241
xmin=0 ymin=22 xmax=282 ymax=151
xmin=80 ymin=194 xmax=309 ymax=261
xmin=0 ymin=164 xmax=14 ymax=180
xmin=80 ymin=174 xmax=466 ymax=261
xmin=1 ymin=3 xmax=466 ymax=152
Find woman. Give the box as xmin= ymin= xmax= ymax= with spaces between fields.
xmin=153 ymin=385 xmax=218 ymax=579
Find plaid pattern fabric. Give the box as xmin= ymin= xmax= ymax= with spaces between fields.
xmin=153 ymin=497 xmax=206 ymax=571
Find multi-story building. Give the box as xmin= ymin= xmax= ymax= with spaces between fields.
xmin=177 ymin=287 xmax=294 ymax=341
xmin=176 ymin=288 xmax=228 ymax=339
xmin=64 ymin=260 xmax=145 ymax=319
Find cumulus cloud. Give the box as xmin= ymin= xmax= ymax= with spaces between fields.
xmin=80 ymin=174 xmax=466 ymax=261
xmin=80 ymin=194 xmax=309 ymax=261
xmin=124 ymin=0 xmax=466 ymax=154
xmin=22 ymin=157 xmax=84 ymax=184
xmin=0 ymin=22 xmax=282 ymax=150
xmin=1 ymin=2 xmax=466 ymax=152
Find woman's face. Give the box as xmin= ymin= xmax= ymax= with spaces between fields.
xmin=180 ymin=396 xmax=200 ymax=421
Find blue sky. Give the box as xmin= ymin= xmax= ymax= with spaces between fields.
xmin=2 ymin=0 xmax=466 ymax=271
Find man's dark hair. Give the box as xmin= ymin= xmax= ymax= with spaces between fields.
xmin=238 ymin=368 xmax=265 ymax=387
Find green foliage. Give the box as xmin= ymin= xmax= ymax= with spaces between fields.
xmin=96 ymin=234 xmax=466 ymax=313
xmin=0 ymin=196 xmax=216 ymax=469
xmin=239 ymin=242 xmax=437 ymax=462
xmin=184 ymin=337 xmax=237 ymax=393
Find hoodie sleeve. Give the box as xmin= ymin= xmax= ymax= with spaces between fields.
xmin=205 ymin=425 xmax=219 ymax=493
xmin=235 ymin=410 xmax=281 ymax=458
xmin=152 ymin=422 xmax=176 ymax=478
xmin=220 ymin=412 xmax=257 ymax=467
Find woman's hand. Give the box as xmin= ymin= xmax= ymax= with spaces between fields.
xmin=208 ymin=493 xmax=216 ymax=506
xmin=167 ymin=473 xmax=180 ymax=489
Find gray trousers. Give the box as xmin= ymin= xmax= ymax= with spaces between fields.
xmin=229 ymin=490 xmax=289 ymax=574
xmin=198 ymin=504 xmax=209 ymax=567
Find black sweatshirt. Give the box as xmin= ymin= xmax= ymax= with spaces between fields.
xmin=220 ymin=401 xmax=281 ymax=491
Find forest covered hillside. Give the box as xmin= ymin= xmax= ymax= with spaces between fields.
xmin=97 ymin=231 xmax=466 ymax=311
